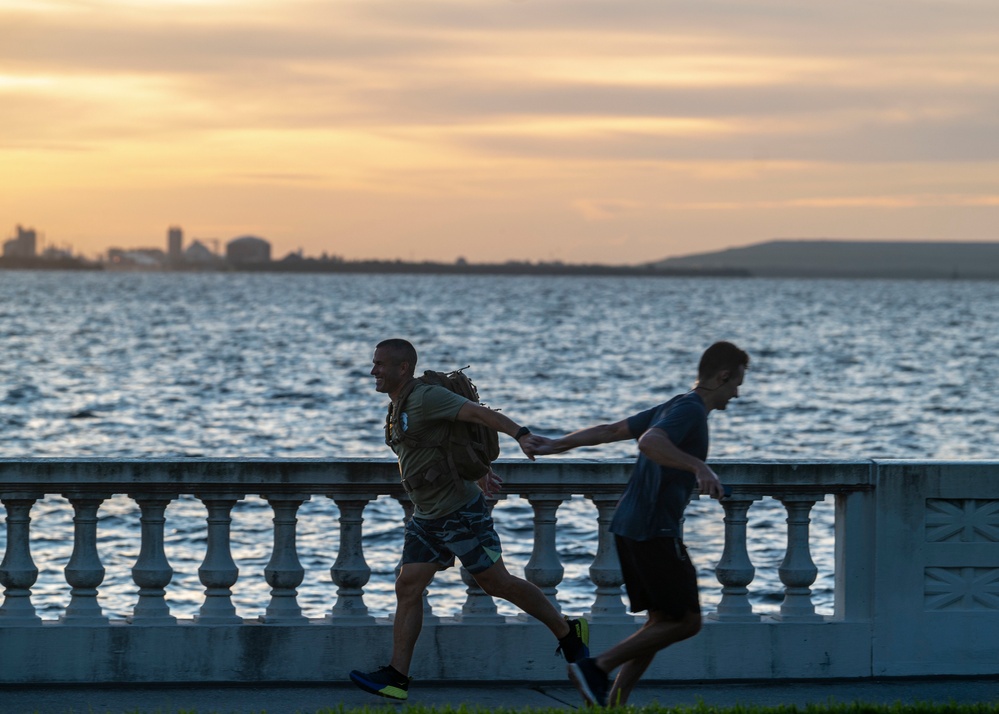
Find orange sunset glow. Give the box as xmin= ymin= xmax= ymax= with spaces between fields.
xmin=2 ymin=0 xmax=998 ymax=263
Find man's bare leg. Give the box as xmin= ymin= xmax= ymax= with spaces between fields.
xmin=389 ymin=563 xmax=439 ymax=675
xmin=595 ymin=610 xmax=701 ymax=705
xmin=473 ymin=558 xmax=570 ymax=639
xmin=608 ymin=651 xmax=654 ymax=706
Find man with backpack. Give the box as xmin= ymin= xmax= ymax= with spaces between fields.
xmin=348 ymin=338 xmax=589 ymax=701
xmin=528 ymin=341 xmax=749 ymax=707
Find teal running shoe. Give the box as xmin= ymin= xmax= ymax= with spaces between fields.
xmin=349 ymin=665 xmax=411 ymax=701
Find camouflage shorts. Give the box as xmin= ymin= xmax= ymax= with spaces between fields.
xmin=402 ymin=494 xmax=503 ymax=574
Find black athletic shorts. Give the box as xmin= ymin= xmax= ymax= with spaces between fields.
xmin=614 ymin=534 xmax=700 ymax=619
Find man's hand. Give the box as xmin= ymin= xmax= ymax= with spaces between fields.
xmin=516 ymin=433 xmax=550 ymax=461
xmin=520 ymin=434 xmax=555 ymax=458
xmin=478 ymin=469 xmax=503 ymax=499
xmin=695 ymin=463 xmax=725 ymax=500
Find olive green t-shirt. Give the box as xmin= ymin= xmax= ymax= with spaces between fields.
xmin=391 ymin=382 xmax=480 ymax=520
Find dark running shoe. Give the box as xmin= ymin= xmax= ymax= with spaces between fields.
xmin=349 ymin=665 xmax=411 ymax=701
xmin=568 ymin=657 xmax=609 ymax=707
xmin=555 ymin=616 xmax=590 ymax=663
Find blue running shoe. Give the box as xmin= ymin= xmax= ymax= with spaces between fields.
xmin=349 ymin=665 xmax=411 ymax=701
xmin=568 ymin=657 xmax=608 ymax=707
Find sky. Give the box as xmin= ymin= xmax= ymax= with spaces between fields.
xmin=2 ymin=0 xmax=998 ymax=265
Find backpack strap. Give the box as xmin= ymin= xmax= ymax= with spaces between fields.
xmin=395 ymin=378 xmax=420 ymax=411
xmin=385 ymin=378 xmax=442 ymax=450
xmin=386 ymin=375 xmax=488 ymax=493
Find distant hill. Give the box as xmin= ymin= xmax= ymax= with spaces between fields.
xmin=649 ymin=239 xmax=999 ymax=279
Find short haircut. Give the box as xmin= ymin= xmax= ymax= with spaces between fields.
xmin=698 ymin=341 xmax=750 ymax=382
xmin=376 ymin=338 xmax=418 ymax=375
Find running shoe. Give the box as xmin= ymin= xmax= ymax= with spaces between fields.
xmin=567 ymin=657 xmax=609 ymax=707
xmin=348 ymin=665 xmax=411 ymax=701
xmin=555 ymin=616 xmax=590 ymax=663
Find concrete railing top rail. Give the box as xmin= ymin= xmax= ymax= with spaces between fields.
xmin=0 ymin=458 xmax=893 ymax=495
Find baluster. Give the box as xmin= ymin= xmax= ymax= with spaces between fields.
xmin=128 ymin=494 xmax=178 ymax=625
xmin=587 ymin=493 xmax=629 ymax=622
xmin=61 ymin=493 xmax=110 ymax=625
xmin=195 ymin=493 xmax=244 ymax=625
xmin=260 ymin=493 xmax=309 ymax=623
xmin=0 ymin=493 xmax=43 ymax=626
xmin=710 ymin=494 xmax=761 ymax=622
xmin=460 ymin=495 xmax=503 ymax=621
xmin=776 ymin=495 xmax=822 ymax=621
xmin=327 ymin=495 xmax=375 ymax=623
xmin=524 ymin=494 xmax=567 ymax=614
xmin=394 ymin=495 xmax=438 ymax=624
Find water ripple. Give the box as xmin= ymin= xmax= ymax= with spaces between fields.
xmin=1 ymin=272 xmax=997 ymax=619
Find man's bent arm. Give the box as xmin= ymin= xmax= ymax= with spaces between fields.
xmin=456 ymin=402 xmax=523 ymax=436
xmin=456 ymin=402 xmax=536 ymax=459
xmin=638 ymin=428 xmax=725 ymax=499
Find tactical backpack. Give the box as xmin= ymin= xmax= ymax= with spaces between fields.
xmin=384 ymin=367 xmax=501 ymax=493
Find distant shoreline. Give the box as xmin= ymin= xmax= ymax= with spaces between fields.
xmin=3 ymin=253 xmax=998 ymax=280
xmin=225 ymin=259 xmax=751 ymax=278
xmin=0 ymin=255 xmax=747 ymax=278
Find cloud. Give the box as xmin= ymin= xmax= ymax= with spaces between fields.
xmin=650 ymin=194 xmax=999 ymax=211
xmin=3 ymin=0 xmax=999 ymax=260
xmin=573 ymin=199 xmax=643 ymax=221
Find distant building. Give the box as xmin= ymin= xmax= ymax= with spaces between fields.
xmin=3 ymin=225 xmax=37 ymax=258
xmin=42 ymin=246 xmax=73 ymax=261
xmin=107 ymin=247 xmax=166 ymax=269
xmin=184 ymin=239 xmax=217 ymax=264
xmin=168 ymin=226 xmax=183 ymax=262
xmin=226 ymin=235 xmax=271 ymax=265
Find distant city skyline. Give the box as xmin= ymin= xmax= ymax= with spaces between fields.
xmin=3 ymin=1 xmax=998 ymax=264
xmin=6 ymin=221 xmax=999 ymax=268
xmin=6 ymin=220 xmax=999 ymax=279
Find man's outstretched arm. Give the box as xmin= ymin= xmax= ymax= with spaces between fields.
xmin=530 ymin=419 xmax=633 ymax=456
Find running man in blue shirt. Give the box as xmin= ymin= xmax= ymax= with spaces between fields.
xmin=529 ymin=341 xmax=749 ymax=706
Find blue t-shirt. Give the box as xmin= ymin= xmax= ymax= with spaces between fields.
xmin=609 ymin=391 xmax=709 ymax=541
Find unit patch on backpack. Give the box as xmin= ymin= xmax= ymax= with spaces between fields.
xmin=385 ymin=366 xmax=500 ymax=489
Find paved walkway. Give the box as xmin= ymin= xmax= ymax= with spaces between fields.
xmin=1 ymin=678 xmax=997 ymax=713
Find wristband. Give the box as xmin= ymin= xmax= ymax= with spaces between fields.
xmin=514 ymin=426 xmax=531 ymax=440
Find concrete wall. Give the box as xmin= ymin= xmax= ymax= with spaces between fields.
xmin=1 ymin=459 xmax=997 ymax=683
xmin=872 ymin=462 xmax=999 ymax=676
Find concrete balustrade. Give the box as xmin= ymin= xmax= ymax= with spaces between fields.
xmin=0 ymin=458 xmax=997 ymax=683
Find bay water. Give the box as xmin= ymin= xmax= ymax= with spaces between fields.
xmin=2 ymin=271 xmax=997 ymax=620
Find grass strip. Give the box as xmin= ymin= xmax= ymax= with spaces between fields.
xmin=314 ymin=703 xmax=999 ymax=714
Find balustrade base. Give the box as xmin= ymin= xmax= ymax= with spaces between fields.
xmin=585 ymin=612 xmax=635 ymax=626
xmin=0 ymin=617 xmax=896 ymax=684
xmin=706 ymin=612 xmax=762 ymax=623
xmin=59 ymin=616 xmax=110 ymax=627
